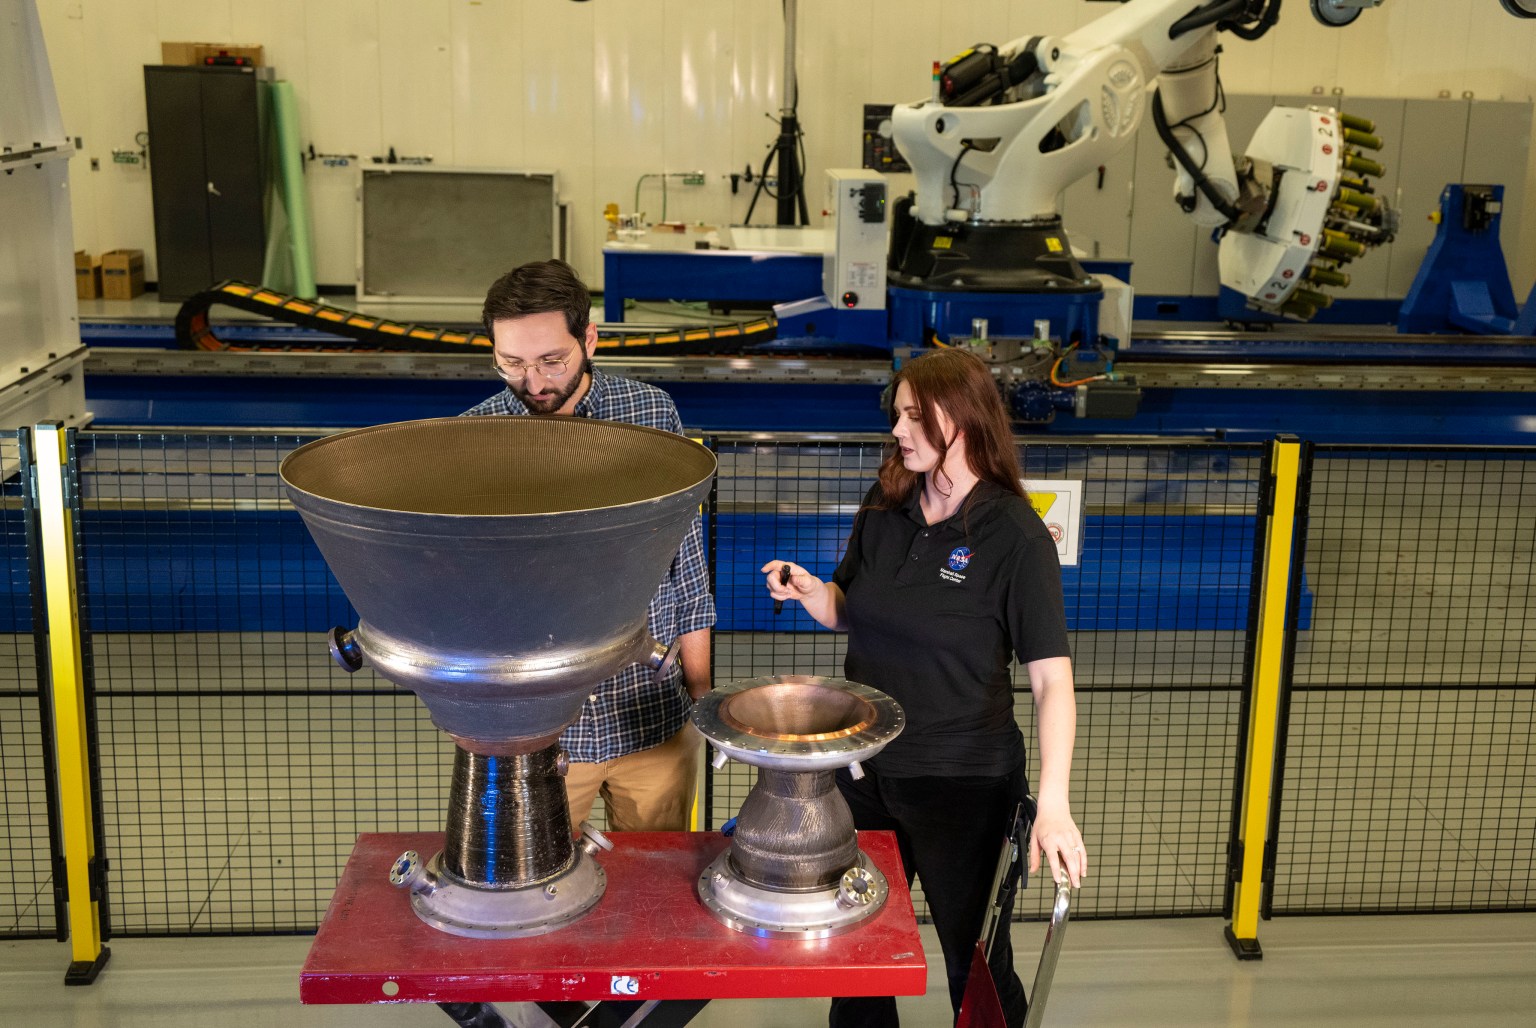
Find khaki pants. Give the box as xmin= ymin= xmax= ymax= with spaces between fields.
xmin=564 ymin=724 xmax=702 ymax=831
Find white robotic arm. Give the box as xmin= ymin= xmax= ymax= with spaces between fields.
xmin=892 ymin=0 xmax=1249 ymax=226
xmin=890 ymin=0 xmax=1393 ymax=319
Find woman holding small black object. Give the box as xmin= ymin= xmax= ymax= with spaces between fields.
xmin=763 ymin=348 xmax=1086 ymax=1028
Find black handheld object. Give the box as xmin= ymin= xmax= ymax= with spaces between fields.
xmin=773 ymin=563 xmax=792 ymax=615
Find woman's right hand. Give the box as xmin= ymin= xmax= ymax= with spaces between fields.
xmin=761 ymin=560 xmax=824 ymax=606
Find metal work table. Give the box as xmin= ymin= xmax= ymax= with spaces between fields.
xmin=84 ymin=345 xmax=1536 ymax=391
xmin=79 ymin=343 xmax=1536 ymax=441
xmin=301 ymin=830 xmax=926 ymax=1016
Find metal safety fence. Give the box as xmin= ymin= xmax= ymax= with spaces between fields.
xmin=2 ymin=428 xmax=1531 ymax=946
xmin=0 ymin=432 xmax=60 ymax=939
xmin=1271 ymin=445 xmax=1536 ymax=915
xmin=706 ymin=436 xmax=1268 ymax=922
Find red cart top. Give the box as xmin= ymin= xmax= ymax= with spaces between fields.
xmin=301 ymin=830 xmax=927 ymax=1005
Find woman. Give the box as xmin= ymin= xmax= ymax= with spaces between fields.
xmin=763 ymin=348 xmax=1086 ymax=1027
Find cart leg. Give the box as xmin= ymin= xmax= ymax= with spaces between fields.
xmin=439 ymin=1001 xmax=515 ymax=1027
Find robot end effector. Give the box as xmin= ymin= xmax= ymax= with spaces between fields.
xmin=1148 ymin=22 xmax=1398 ymax=320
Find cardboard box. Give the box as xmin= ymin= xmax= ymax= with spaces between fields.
xmin=160 ymin=41 xmax=265 ymax=67
xmin=100 ymin=249 xmax=146 ymax=301
xmin=75 ymin=250 xmax=102 ymax=300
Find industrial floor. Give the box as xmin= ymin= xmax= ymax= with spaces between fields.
xmin=4 ymin=913 xmax=1532 ymax=1027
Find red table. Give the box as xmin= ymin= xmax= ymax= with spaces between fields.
xmin=301 ymin=831 xmax=927 ymax=1006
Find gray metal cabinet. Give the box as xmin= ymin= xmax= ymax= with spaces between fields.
xmin=1385 ymin=99 xmax=1471 ymax=300
xmin=1126 ymin=107 xmax=1199 ymax=297
xmin=1460 ymin=100 xmax=1531 ymax=282
xmin=1061 ymin=129 xmax=1136 ymax=262
xmin=144 ymin=64 xmax=273 ymax=301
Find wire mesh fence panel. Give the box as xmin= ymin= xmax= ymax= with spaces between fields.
xmin=707 ymin=438 xmax=874 ymax=838
xmin=76 ymin=432 xmax=448 ymax=934
xmin=1016 ymin=443 xmax=1261 ymax=920
xmin=707 ymin=436 xmax=1265 ymax=920
xmin=1 ymin=431 xmax=57 ymax=938
xmin=1274 ymin=448 xmax=1536 ymax=914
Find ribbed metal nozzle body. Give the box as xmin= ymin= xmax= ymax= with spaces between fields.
xmin=443 ymin=746 xmax=572 ymax=889
xmin=728 ymin=767 xmax=859 ymax=892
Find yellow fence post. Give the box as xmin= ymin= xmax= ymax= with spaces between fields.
xmin=1225 ymin=436 xmax=1303 ymax=960
xmin=32 ymin=422 xmax=110 ymax=983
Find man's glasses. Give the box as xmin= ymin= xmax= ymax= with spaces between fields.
xmin=493 ymin=347 xmax=578 ymax=383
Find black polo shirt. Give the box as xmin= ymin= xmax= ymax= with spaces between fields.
xmin=832 ymin=479 xmax=1071 ymax=778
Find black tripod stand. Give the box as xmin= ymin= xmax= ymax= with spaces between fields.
xmin=743 ymin=110 xmax=809 ymax=227
xmin=742 ymin=0 xmax=809 ymax=227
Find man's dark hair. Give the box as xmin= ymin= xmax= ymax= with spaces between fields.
xmin=481 ymin=259 xmax=591 ymax=339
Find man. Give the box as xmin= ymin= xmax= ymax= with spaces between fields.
xmin=464 ymin=259 xmax=713 ymax=832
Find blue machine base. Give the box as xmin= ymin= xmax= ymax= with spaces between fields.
xmin=773 ymin=303 xmax=889 ymax=348
xmin=1135 ymin=292 xmax=1404 ymax=325
xmin=1397 ymin=184 xmax=1536 ymax=336
xmin=602 ymin=248 xmax=822 ymax=323
xmin=888 ymin=285 xmax=1101 ymax=347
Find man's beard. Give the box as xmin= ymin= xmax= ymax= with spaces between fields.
xmin=513 ymin=356 xmax=592 ymax=414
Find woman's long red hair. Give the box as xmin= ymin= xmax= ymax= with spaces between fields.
xmin=874 ymin=348 xmax=1025 ymax=509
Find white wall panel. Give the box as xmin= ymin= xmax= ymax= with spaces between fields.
xmin=448 ymin=0 xmax=524 ymax=170
xmin=523 ymin=0 xmax=595 ymax=278
xmin=233 ymin=2 xmax=309 ymax=101
xmin=301 ymin=1 xmax=383 ymax=285
xmin=80 ymin=0 xmax=159 ymax=277
xmin=799 ymin=0 xmax=869 ymax=183
xmin=32 ymin=0 xmax=1536 ymax=299
xmin=1364 ymin=0 xmax=1474 ymax=97
xmin=1463 ymin=2 xmax=1532 ymax=102
xmin=1048 ymin=0 xmax=1092 ymax=35
xmin=939 ymin=0 xmax=1012 ymax=59
xmin=1333 ymin=12 xmax=1397 ymax=99
xmin=866 ymin=1 xmax=936 ymax=103
xmin=378 ymin=0 xmax=454 ymax=165
xmin=591 ymin=0 xmax=665 ymax=266
xmin=1215 ymin=25 xmax=1274 ymax=96
xmin=37 ymin=2 xmax=94 ymax=258
xmin=729 ymin=0 xmax=791 ymax=231
xmin=659 ymin=0 xmax=735 ymax=230
xmin=152 ymin=0 xmax=230 ymax=44
xmin=1264 ymin=9 xmax=1343 ymax=96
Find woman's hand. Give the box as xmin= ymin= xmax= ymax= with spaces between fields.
xmin=760 ymin=560 xmax=847 ymax=631
xmin=1029 ymin=803 xmax=1088 ymax=889
xmin=761 ymin=560 xmax=825 ymax=606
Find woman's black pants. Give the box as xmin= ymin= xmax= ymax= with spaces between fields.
xmin=828 ymin=765 xmax=1029 ymax=1028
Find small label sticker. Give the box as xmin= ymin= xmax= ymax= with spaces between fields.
xmin=1044 ymin=237 xmax=1064 ymax=253
xmin=611 ymin=975 xmax=640 ymax=996
xmin=1022 ymin=479 xmax=1085 ymax=566
xmin=932 ymin=236 xmax=953 ymax=250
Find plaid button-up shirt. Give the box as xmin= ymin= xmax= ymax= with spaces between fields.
xmin=462 ymin=367 xmax=715 ymax=762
